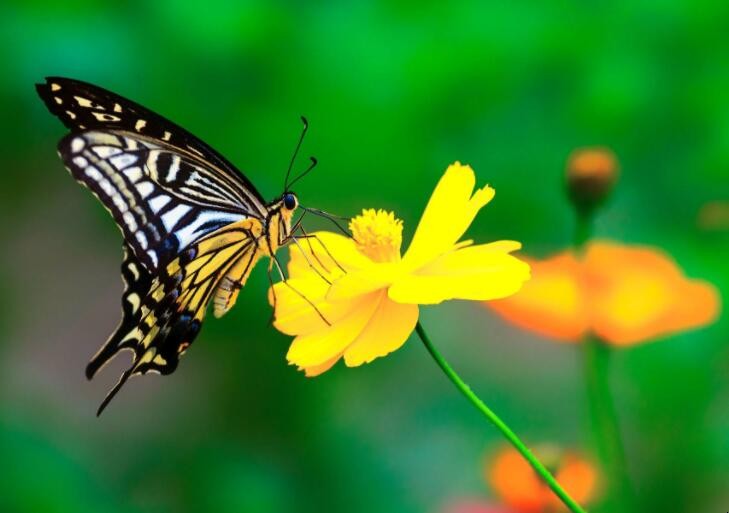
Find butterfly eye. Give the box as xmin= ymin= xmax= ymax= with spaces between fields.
xmin=283 ymin=193 xmax=297 ymax=210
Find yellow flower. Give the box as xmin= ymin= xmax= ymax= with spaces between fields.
xmin=270 ymin=162 xmax=531 ymax=376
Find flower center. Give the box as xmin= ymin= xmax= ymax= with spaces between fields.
xmin=349 ymin=209 xmax=403 ymax=263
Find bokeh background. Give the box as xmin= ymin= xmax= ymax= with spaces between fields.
xmin=1 ymin=1 xmax=728 ymax=512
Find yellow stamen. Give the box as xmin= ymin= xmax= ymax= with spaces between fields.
xmin=349 ymin=209 xmax=403 ymax=263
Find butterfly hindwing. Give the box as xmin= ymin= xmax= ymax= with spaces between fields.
xmin=93 ymin=220 xmax=263 ymax=415
xmin=86 ymin=245 xmax=152 ymax=381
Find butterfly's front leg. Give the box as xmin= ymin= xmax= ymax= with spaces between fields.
xmin=266 ymin=261 xmax=279 ymax=326
xmin=293 ymin=227 xmax=348 ymax=277
xmin=266 ymin=249 xmax=330 ymax=326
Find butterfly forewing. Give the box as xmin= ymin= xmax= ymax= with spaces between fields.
xmin=60 ymin=130 xmax=252 ymax=270
xmin=36 ymin=77 xmax=267 ymax=214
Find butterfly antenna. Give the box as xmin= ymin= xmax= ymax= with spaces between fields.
xmin=284 ymin=116 xmax=309 ymax=191
xmin=288 ymin=157 xmax=318 ymax=190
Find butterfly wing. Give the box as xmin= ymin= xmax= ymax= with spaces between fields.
xmin=36 ymin=78 xmax=272 ymax=413
xmin=85 ymin=244 xmax=152 ymax=381
xmin=57 ymin=129 xmax=257 ymax=270
xmin=36 ymin=76 xmax=267 ymax=215
xmin=92 ymin=219 xmax=263 ymax=416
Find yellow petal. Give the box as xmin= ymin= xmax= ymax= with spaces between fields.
xmin=343 ymin=294 xmax=418 ymax=366
xmin=271 ymin=276 xmax=355 ymax=336
xmin=286 ymin=291 xmax=381 ymax=367
xmin=388 ymin=242 xmax=530 ymax=304
xmin=301 ymin=352 xmax=343 ymax=377
xmin=326 ymin=262 xmax=402 ymax=301
xmin=402 ymin=162 xmax=495 ymax=270
xmin=287 ymin=231 xmax=370 ymax=279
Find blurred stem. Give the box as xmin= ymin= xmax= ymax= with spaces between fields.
xmin=583 ymin=337 xmax=635 ymax=512
xmin=573 ymin=208 xmax=593 ymax=250
xmin=573 ymin=211 xmax=634 ymax=512
xmin=415 ymin=322 xmax=588 ymax=513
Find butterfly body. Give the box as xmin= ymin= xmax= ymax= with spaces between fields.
xmin=36 ymin=77 xmax=300 ymax=414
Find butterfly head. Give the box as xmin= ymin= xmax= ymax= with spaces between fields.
xmin=283 ymin=192 xmax=298 ymax=211
xmin=266 ymin=191 xmax=300 ymax=251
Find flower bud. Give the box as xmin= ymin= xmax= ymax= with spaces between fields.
xmin=565 ymin=147 xmax=619 ymax=215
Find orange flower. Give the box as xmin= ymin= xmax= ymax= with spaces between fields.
xmin=487 ymin=445 xmax=598 ymax=513
xmin=487 ymin=240 xmax=720 ymax=346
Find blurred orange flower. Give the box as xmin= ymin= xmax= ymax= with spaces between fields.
xmin=487 ymin=240 xmax=720 ymax=346
xmin=487 ymin=444 xmax=598 ymax=513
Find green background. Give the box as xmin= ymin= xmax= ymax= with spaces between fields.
xmin=0 ymin=1 xmax=727 ymax=512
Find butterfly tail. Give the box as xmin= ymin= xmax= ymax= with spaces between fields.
xmin=95 ymin=368 xmax=134 ymax=416
xmin=87 ymin=245 xmax=152 ymax=380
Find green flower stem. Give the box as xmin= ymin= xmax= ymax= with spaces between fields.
xmin=573 ymin=211 xmax=634 ymax=512
xmin=573 ymin=210 xmax=594 ymax=251
xmin=415 ymin=322 xmax=588 ymax=513
xmin=583 ymin=337 xmax=635 ymax=512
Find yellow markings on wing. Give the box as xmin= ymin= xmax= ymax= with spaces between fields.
xmin=106 ymin=216 xmax=267 ymax=379
xmin=174 ymin=217 xmax=265 ymax=319
xmin=191 ymin=244 xmax=241 ymax=286
xmin=151 ymin=284 xmax=166 ymax=302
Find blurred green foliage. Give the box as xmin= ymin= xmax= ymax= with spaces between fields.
xmin=0 ymin=1 xmax=727 ymax=512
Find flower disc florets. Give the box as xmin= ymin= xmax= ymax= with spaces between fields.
xmin=349 ymin=209 xmax=403 ymax=262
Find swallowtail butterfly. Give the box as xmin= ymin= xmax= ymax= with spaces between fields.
xmin=37 ymin=77 xmax=316 ymax=415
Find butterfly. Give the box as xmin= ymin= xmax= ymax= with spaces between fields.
xmin=36 ymin=77 xmax=320 ymax=415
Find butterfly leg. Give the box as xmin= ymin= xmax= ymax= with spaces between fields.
xmin=284 ymin=208 xmax=346 ymax=275
xmin=284 ymin=214 xmax=343 ymax=277
xmin=294 ymin=228 xmax=347 ymax=275
xmin=296 ymin=225 xmax=331 ymax=274
xmin=268 ymin=251 xmax=330 ymax=326
xmin=267 ymin=263 xmax=278 ymax=326
xmin=289 ymin=237 xmax=332 ymax=285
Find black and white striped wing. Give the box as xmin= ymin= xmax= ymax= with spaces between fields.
xmin=37 ymin=77 xmax=269 ymax=271
xmin=36 ymin=76 xmax=267 ymax=217
xmin=59 ymin=130 xmax=251 ymax=270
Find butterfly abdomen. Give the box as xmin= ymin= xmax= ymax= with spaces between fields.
xmin=212 ymin=244 xmax=263 ymax=318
